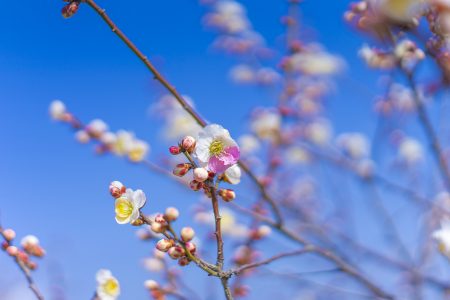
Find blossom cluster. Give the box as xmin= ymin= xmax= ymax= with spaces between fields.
xmin=1 ymin=228 xmax=45 ymax=272
xmin=49 ymin=100 xmax=150 ymax=162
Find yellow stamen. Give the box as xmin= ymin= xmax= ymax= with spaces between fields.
xmin=209 ymin=140 xmax=224 ymax=156
xmin=102 ymin=278 xmax=119 ymax=295
xmin=115 ymin=198 xmax=133 ymax=219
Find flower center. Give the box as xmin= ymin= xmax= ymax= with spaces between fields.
xmin=115 ymin=198 xmax=133 ymax=219
xmin=102 ymin=278 xmax=119 ymax=295
xmin=209 ymin=140 xmax=224 ymax=156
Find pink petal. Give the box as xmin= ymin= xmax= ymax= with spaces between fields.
xmin=208 ymin=156 xmax=227 ymax=173
xmin=222 ymin=146 xmax=240 ymax=164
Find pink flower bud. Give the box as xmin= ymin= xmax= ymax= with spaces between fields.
xmin=154 ymin=214 xmax=166 ymax=224
xmin=189 ymin=180 xmax=203 ymax=191
xmin=156 ymin=239 xmax=173 ymax=252
xmin=180 ymin=227 xmax=195 ymax=242
xmin=185 ymin=242 xmax=196 ymax=254
xmin=169 ymin=146 xmax=181 ymax=155
xmin=27 ymin=261 xmax=38 ymax=270
xmin=6 ymin=246 xmax=18 ymax=256
xmin=109 ymin=181 xmax=125 ymax=198
xmin=168 ymin=246 xmax=185 ymax=259
xmin=165 ymin=207 xmax=179 ymax=221
xmin=2 ymin=229 xmax=16 ymax=241
xmin=193 ymin=168 xmax=209 ymax=182
xmin=178 ymin=256 xmax=190 ymax=266
xmin=181 ymin=136 xmax=196 ymax=153
xmin=62 ymin=2 xmax=79 ymax=19
xmin=173 ymin=163 xmax=192 ymax=177
xmin=144 ymin=280 xmax=159 ymax=290
xmin=17 ymin=251 xmax=29 ymax=263
xmin=219 ymin=189 xmax=236 ymax=202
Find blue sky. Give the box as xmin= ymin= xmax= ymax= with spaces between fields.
xmin=0 ymin=0 xmax=433 ymax=299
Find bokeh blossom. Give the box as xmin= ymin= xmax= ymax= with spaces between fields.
xmin=96 ymin=269 xmax=120 ymax=300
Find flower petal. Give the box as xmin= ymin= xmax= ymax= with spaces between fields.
xmin=208 ymin=156 xmax=227 ymax=173
xmin=132 ymin=189 xmax=147 ymax=208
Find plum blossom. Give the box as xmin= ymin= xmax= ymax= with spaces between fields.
xmin=115 ymin=188 xmax=147 ymax=224
xmin=96 ymin=269 xmax=120 ymax=300
xmin=49 ymin=100 xmax=67 ymax=120
xmin=336 ymin=133 xmax=370 ymax=159
xmin=398 ymin=137 xmax=423 ymax=164
xmin=195 ymin=124 xmax=240 ymax=173
xmin=433 ymin=220 xmax=450 ymax=257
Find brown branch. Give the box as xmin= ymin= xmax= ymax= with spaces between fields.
xmin=403 ymin=69 xmax=450 ymax=190
xmin=230 ymin=247 xmax=314 ymax=275
xmin=228 ymin=204 xmax=394 ymax=299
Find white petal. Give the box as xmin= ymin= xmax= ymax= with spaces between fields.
xmin=132 ymin=189 xmax=147 ymax=208
xmin=96 ymin=269 xmax=112 ymax=284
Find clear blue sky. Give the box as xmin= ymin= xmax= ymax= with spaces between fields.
xmin=0 ymin=0 xmax=429 ymax=299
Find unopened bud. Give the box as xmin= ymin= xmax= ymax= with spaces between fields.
xmin=193 ymin=168 xmax=209 ymax=182
xmin=151 ymin=222 xmax=166 ymax=234
xmin=131 ymin=218 xmax=144 ymax=226
xmin=6 ymin=246 xmax=18 ymax=256
xmin=27 ymin=261 xmax=37 ymax=270
xmin=185 ymin=242 xmax=197 ymax=254
xmin=154 ymin=214 xmax=166 ymax=224
xmin=2 ymin=229 xmax=16 ymax=241
xmin=169 ymin=146 xmax=181 ymax=155
xmin=181 ymin=136 xmax=196 ymax=153
xmin=75 ymin=130 xmax=90 ymax=144
xmin=178 ymin=256 xmax=190 ymax=266
xmin=62 ymin=2 xmax=79 ymax=19
xmin=144 ymin=279 xmax=159 ymax=290
xmin=168 ymin=246 xmax=185 ymax=259
xmin=156 ymin=239 xmax=174 ymax=252
xmin=180 ymin=227 xmax=195 ymax=242
xmin=219 ymin=189 xmax=236 ymax=202
xmin=109 ymin=181 xmax=126 ymax=198
xmin=165 ymin=207 xmax=179 ymax=221
xmin=189 ymin=180 xmax=203 ymax=191
xmin=173 ymin=163 xmax=192 ymax=177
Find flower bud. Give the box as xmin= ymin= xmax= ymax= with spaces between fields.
xmin=75 ymin=130 xmax=90 ymax=144
xmin=178 ymin=256 xmax=190 ymax=266
xmin=151 ymin=222 xmax=166 ymax=234
xmin=109 ymin=181 xmax=126 ymax=198
xmin=185 ymin=242 xmax=196 ymax=254
xmin=49 ymin=100 xmax=66 ymax=120
xmin=27 ymin=261 xmax=37 ymax=270
xmin=62 ymin=2 xmax=80 ymax=19
xmin=165 ymin=207 xmax=179 ymax=221
xmin=131 ymin=218 xmax=144 ymax=226
xmin=168 ymin=246 xmax=185 ymax=259
xmin=251 ymin=225 xmax=272 ymax=240
xmin=21 ymin=235 xmax=39 ymax=248
xmin=156 ymin=239 xmax=174 ymax=252
xmin=180 ymin=227 xmax=195 ymax=242
xmin=154 ymin=214 xmax=166 ymax=224
xmin=181 ymin=136 xmax=196 ymax=153
xmin=173 ymin=163 xmax=192 ymax=177
xmin=17 ymin=251 xmax=29 ymax=263
xmin=218 ymin=189 xmax=236 ymax=202
xmin=169 ymin=146 xmax=181 ymax=155
xmin=193 ymin=168 xmax=209 ymax=182
xmin=144 ymin=279 xmax=159 ymax=290
xmin=6 ymin=246 xmax=18 ymax=256
xmin=2 ymin=229 xmax=16 ymax=241
xmin=189 ymin=180 xmax=203 ymax=191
